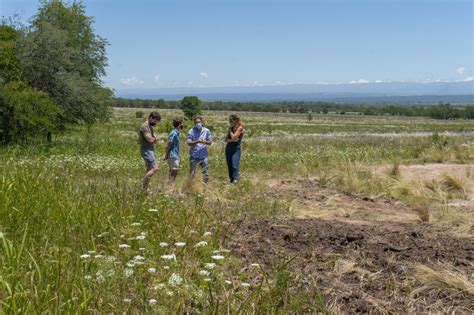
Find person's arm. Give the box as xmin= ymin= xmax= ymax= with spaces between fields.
xmin=141 ymin=125 xmax=157 ymax=144
xmin=229 ymin=126 xmax=243 ymax=142
xmin=201 ymin=130 xmax=212 ymax=145
xmin=186 ymin=130 xmax=198 ymax=146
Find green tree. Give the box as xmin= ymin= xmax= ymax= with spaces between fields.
xmin=17 ymin=0 xmax=112 ymax=125
xmin=180 ymin=96 xmax=202 ymax=120
xmin=0 ymin=24 xmax=62 ymax=144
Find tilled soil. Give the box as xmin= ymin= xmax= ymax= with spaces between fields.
xmin=226 ymin=179 xmax=474 ymax=313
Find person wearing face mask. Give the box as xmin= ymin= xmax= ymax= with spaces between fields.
xmin=139 ymin=111 xmax=161 ymax=194
xmin=225 ymin=114 xmax=244 ymax=183
xmin=186 ymin=116 xmax=212 ymax=184
xmin=164 ymin=118 xmax=183 ymax=184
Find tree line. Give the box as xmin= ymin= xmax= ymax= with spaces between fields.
xmin=0 ymin=0 xmax=112 ymax=144
xmin=115 ymin=98 xmax=474 ymax=120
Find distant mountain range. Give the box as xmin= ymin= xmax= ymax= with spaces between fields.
xmin=116 ymin=81 xmax=474 ymax=104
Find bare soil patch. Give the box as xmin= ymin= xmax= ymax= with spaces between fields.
xmin=225 ymin=178 xmax=474 ymax=312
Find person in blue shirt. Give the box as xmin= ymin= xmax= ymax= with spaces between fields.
xmin=164 ymin=118 xmax=183 ymax=184
xmin=186 ymin=116 xmax=212 ymax=184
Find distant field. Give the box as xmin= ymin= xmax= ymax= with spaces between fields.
xmin=1 ymin=108 xmax=473 ymax=312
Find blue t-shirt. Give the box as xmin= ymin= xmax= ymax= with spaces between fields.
xmin=167 ymin=128 xmax=180 ymax=159
xmin=186 ymin=127 xmax=212 ymax=159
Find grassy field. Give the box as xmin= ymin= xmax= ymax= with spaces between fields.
xmin=1 ymin=108 xmax=473 ymax=312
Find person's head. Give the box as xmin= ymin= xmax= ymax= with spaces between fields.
xmin=194 ymin=116 xmax=203 ymax=129
xmin=173 ymin=118 xmax=183 ymax=130
xmin=229 ymin=114 xmax=241 ymax=128
xmin=148 ymin=111 xmax=161 ymax=126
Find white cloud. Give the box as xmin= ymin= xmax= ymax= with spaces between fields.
xmin=457 ymin=67 xmax=465 ymax=75
xmin=316 ymin=81 xmax=329 ymax=85
xmin=120 ymin=76 xmax=144 ymax=87
xmin=199 ymin=72 xmax=208 ymax=78
xmin=464 ymin=76 xmax=473 ymax=81
xmin=154 ymin=74 xmax=160 ymax=83
xmin=349 ymin=79 xmax=370 ymax=84
xmin=374 ymin=80 xmax=383 ymax=83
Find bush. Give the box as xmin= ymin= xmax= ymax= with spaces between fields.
xmin=0 ymin=81 xmax=62 ymax=143
xmin=135 ymin=111 xmax=144 ymax=118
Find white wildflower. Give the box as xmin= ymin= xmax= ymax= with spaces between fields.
xmin=124 ymin=268 xmax=134 ymax=277
xmin=84 ymin=275 xmax=92 ymax=280
xmin=148 ymin=268 xmax=156 ymax=274
xmin=204 ymin=263 xmax=216 ymax=270
xmin=106 ymin=256 xmax=117 ymax=262
xmin=195 ymin=241 xmax=208 ymax=247
xmin=139 ymin=247 xmax=146 ymax=251
xmin=123 ymin=298 xmax=131 ymax=303
xmin=135 ymin=235 xmax=145 ymax=240
xmin=80 ymin=254 xmax=91 ymax=259
xmin=148 ymin=208 xmax=159 ymax=212
xmin=211 ymin=255 xmax=224 ymax=260
xmin=131 ymin=222 xmax=141 ymax=227
xmin=168 ymin=273 xmax=183 ymax=286
xmin=198 ymin=270 xmax=210 ymax=276
xmin=133 ymin=255 xmax=145 ymax=261
xmin=250 ymin=263 xmax=260 ymax=267
xmin=149 ymin=299 xmax=157 ymax=305
xmin=126 ymin=262 xmax=136 ymax=268
xmin=204 ymin=278 xmax=212 ymax=282
xmin=88 ymin=250 xmax=96 ymax=254
xmin=163 ymin=266 xmax=170 ymax=270
xmin=166 ymin=290 xmax=174 ymax=296
xmin=155 ymin=283 xmax=166 ymax=290
xmin=119 ymin=244 xmax=130 ymax=249
xmin=159 ymin=242 xmax=169 ymax=247
xmin=160 ymin=254 xmax=176 ymax=260
xmin=175 ymin=242 xmax=186 ymax=247
xmin=225 ymin=280 xmax=232 ymax=285
xmin=94 ymin=255 xmax=104 ymax=259
xmin=241 ymin=282 xmax=251 ymax=287
xmin=203 ymin=231 xmax=212 ymax=237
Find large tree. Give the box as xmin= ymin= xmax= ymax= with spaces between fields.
xmin=17 ymin=0 xmax=112 ymax=125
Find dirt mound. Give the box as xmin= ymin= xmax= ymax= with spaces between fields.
xmin=226 ymin=216 xmax=474 ymax=313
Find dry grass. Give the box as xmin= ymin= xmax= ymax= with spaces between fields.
xmin=440 ymin=172 xmax=470 ymax=199
xmin=413 ymin=264 xmax=474 ymax=296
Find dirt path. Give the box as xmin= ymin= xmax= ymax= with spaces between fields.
xmin=225 ymin=178 xmax=474 ymax=313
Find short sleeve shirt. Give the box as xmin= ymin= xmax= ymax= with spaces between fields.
xmin=186 ymin=127 xmax=212 ymax=159
xmin=139 ymin=122 xmax=154 ymax=151
xmin=167 ymin=128 xmax=180 ymax=159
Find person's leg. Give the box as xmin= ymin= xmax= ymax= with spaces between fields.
xmin=142 ymin=150 xmax=159 ymax=193
xmin=200 ymin=157 xmax=209 ymax=184
xmin=167 ymin=158 xmax=179 ymax=183
xmin=189 ymin=157 xmax=199 ymax=178
xmin=225 ymin=145 xmax=233 ymax=182
xmin=231 ymin=147 xmax=241 ymax=182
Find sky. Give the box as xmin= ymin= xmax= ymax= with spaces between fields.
xmin=1 ymin=0 xmax=473 ymax=90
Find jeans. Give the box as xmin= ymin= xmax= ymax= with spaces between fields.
xmin=225 ymin=144 xmax=241 ymax=183
xmin=189 ymin=157 xmax=209 ymax=184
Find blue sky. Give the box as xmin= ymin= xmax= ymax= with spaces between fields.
xmin=1 ymin=0 xmax=473 ymax=90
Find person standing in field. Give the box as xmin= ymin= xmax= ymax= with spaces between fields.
xmin=225 ymin=114 xmax=244 ymax=183
xmin=164 ymin=118 xmax=183 ymax=184
xmin=139 ymin=111 xmax=161 ymax=194
xmin=186 ymin=116 xmax=212 ymax=184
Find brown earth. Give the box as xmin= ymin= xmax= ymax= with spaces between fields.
xmin=225 ymin=178 xmax=474 ymax=313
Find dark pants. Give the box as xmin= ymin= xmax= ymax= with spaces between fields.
xmin=225 ymin=144 xmax=241 ymax=183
